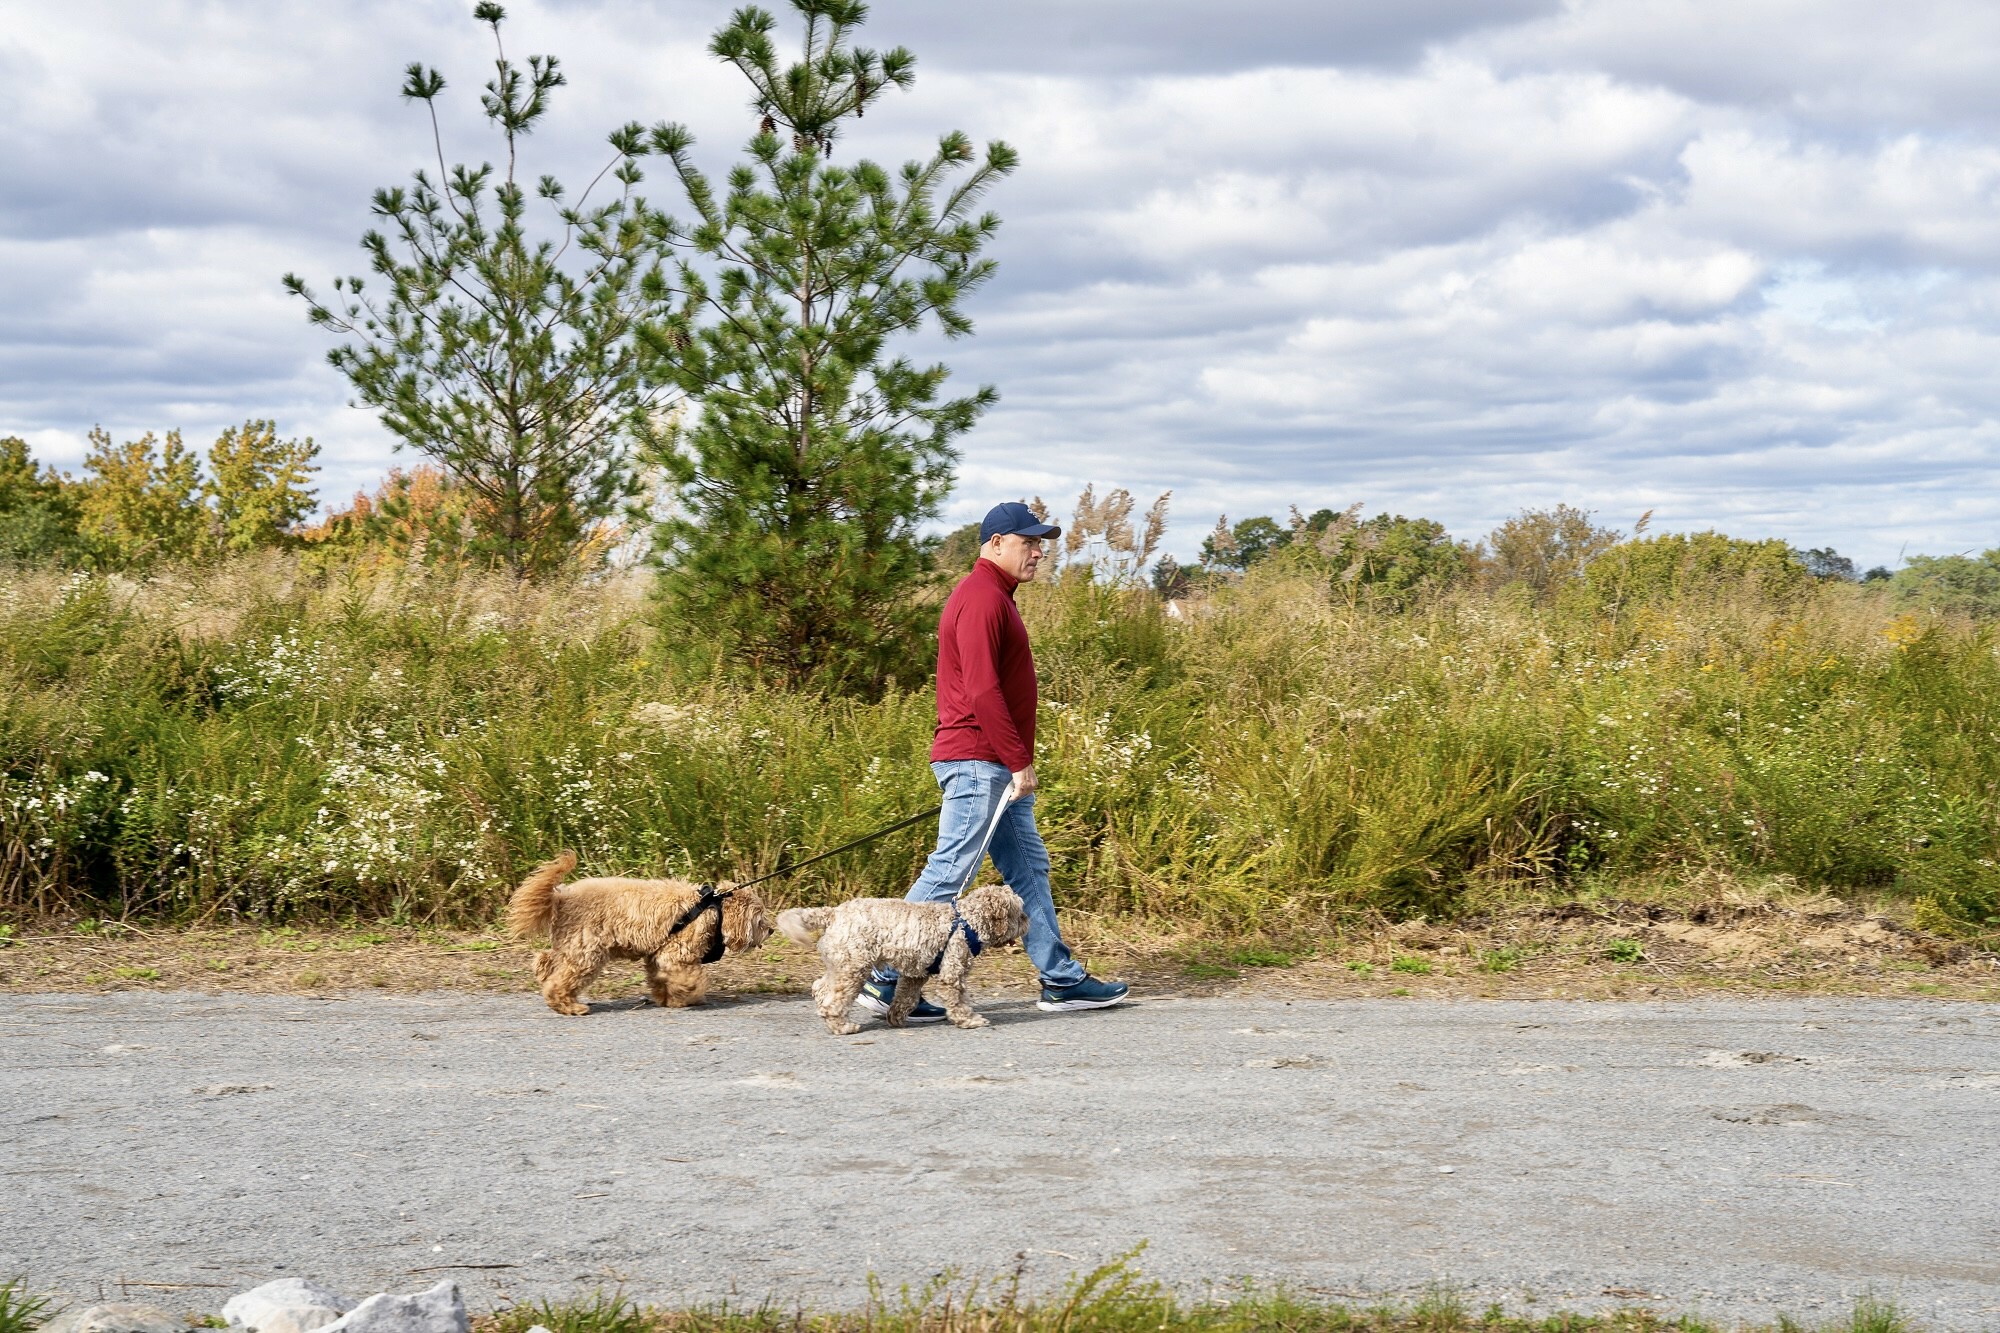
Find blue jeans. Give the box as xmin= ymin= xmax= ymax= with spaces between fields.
xmin=875 ymin=759 xmax=1086 ymax=989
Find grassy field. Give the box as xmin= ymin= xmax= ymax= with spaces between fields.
xmin=2 ymin=550 xmax=1998 ymax=938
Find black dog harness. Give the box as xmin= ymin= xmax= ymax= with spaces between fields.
xmin=668 ymin=883 xmax=733 ymax=965
xmin=925 ymin=905 xmax=984 ymax=977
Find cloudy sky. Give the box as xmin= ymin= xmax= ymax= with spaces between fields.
xmin=5 ymin=0 xmax=1999 ymax=567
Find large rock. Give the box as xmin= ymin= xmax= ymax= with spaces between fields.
xmin=317 ymin=1282 xmax=467 ymax=1333
xmin=222 ymin=1279 xmax=353 ymax=1333
xmin=41 ymin=1303 xmax=184 ymax=1333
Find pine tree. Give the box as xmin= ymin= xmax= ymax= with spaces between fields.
xmin=285 ymin=2 xmax=684 ymax=578
xmin=642 ymin=0 xmax=1016 ymax=692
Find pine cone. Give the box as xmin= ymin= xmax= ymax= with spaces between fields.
xmin=760 ymin=115 xmax=776 ymax=136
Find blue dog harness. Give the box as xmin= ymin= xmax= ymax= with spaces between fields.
xmin=926 ymin=905 xmax=984 ymax=977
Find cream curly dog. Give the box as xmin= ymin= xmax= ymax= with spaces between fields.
xmin=506 ymin=851 xmax=772 ymax=1016
xmin=777 ymin=885 xmax=1028 ymax=1034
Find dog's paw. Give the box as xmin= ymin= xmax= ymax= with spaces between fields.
xmin=827 ymin=1020 xmax=862 ymax=1036
xmin=952 ymin=1014 xmax=990 ymax=1029
xmin=551 ymin=1001 xmax=590 ymax=1016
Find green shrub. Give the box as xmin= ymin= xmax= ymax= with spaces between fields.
xmin=1903 ymin=848 xmax=2000 ymax=936
xmin=1890 ymin=550 xmax=2000 ymax=617
xmin=1578 ymin=530 xmax=1810 ymax=612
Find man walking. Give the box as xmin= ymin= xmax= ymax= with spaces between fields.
xmin=858 ymin=501 xmax=1129 ymax=1020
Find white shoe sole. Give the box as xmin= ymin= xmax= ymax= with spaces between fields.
xmin=1036 ymin=993 xmax=1128 ymax=1012
xmin=853 ymin=990 xmax=946 ymax=1023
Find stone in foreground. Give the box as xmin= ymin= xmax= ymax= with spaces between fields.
xmin=317 ymin=1282 xmax=467 ymax=1333
xmin=222 ymin=1278 xmax=353 ymax=1333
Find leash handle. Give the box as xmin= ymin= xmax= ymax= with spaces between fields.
xmin=951 ymin=785 xmax=1018 ymax=900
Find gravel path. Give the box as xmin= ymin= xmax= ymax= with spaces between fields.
xmin=6 ymin=990 xmax=1997 ymax=1329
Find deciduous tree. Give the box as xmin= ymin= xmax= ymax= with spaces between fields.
xmin=0 ymin=436 xmax=84 ymax=563
xmin=1480 ymin=504 xmax=1622 ymax=596
xmin=76 ymin=427 xmax=206 ymax=565
xmin=204 ymin=420 xmax=321 ymax=552
xmin=1200 ymin=514 xmax=1289 ymax=571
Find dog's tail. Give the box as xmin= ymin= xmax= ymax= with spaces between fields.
xmin=776 ymin=906 xmax=836 ymax=946
xmin=505 ymin=851 xmax=577 ymax=939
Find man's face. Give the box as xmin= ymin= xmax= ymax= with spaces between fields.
xmin=985 ymin=532 xmax=1045 ymax=582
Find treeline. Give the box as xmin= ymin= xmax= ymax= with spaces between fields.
xmin=0 ymin=426 xmax=317 ymax=568
xmin=0 ymin=426 xmax=634 ymax=575
xmin=1152 ymin=502 xmax=2000 ymax=619
xmin=10 ymin=429 xmax=1999 ymax=625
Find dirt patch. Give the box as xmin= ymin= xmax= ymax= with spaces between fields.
xmin=3 ymin=897 xmax=1995 ymax=1001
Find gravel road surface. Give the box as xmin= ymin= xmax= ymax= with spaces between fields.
xmin=5 ymin=990 xmax=1997 ymax=1329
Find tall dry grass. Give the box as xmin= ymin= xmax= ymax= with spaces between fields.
xmin=3 ymin=549 xmax=1996 ymax=932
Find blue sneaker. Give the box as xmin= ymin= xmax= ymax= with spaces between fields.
xmin=1037 ymin=975 xmax=1129 ymax=1012
xmin=855 ymin=978 xmax=947 ymax=1024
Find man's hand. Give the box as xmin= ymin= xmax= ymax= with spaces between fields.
xmin=1008 ymin=764 xmax=1037 ymax=801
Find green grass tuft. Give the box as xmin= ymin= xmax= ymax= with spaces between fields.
xmin=0 ymin=1278 xmax=53 ymax=1333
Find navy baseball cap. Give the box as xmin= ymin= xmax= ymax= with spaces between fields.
xmin=980 ymin=501 xmax=1061 ymax=543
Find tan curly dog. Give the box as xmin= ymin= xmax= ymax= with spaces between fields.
xmin=506 ymin=851 xmax=772 ymax=1015
xmin=777 ymin=884 xmax=1028 ymax=1034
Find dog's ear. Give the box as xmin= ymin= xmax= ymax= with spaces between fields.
xmin=1004 ymin=888 xmax=1027 ymax=941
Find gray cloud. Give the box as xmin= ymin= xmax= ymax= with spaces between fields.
xmin=852 ymin=0 xmax=1563 ymax=74
xmin=4 ymin=0 xmax=1999 ymax=571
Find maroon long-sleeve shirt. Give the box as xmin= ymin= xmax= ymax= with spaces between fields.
xmin=931 ymin=557 xmax=1037 ymax=772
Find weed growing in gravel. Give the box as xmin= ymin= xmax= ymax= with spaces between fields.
xmin=1478 ymin=947 xmax=1524 ymax=973
xmin=1391 ymin=956 xmax=1433 ymax=975
xmin=488 ymin=1292 xmax=650 ymax=1333
xmin=0 ymin=1280 xmax=51 ymax=1333
xmin=1779 ymin=1293 xmax=1917 ymax=1333
xmin=1603 ymin=938 xmax=1645 ymax=963
xmin=1228 ymin=945 xmax=1306 ymax=967
xmin=471 ymin=1268 xmax=1923 ymax=1332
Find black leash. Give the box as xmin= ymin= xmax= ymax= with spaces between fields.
xmin=666 ymin=805 xmax=945 ymax=965
xmin=729 ymin=804 xmax=943 ymax=891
